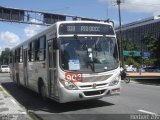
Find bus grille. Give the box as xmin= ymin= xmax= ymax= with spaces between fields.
xmin=83 ymin=89 xmax=106 ymax=96
xmin=82 ymin=75 xmax=112 ymax=82
xmin=79 ymin=83 xmax=108 ymax=88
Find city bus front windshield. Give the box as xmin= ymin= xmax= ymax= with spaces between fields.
xmin=60 ymin=36 xmax=119 ymax=73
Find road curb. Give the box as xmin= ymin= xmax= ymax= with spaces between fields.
xmin=0 ymin=84 xmax=34 ymax=119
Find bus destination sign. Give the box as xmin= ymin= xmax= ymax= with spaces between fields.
xmin=59 ymin=23 xmax=114 ymax=35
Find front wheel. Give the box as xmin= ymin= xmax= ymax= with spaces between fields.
xmin=39 ymin=83 xmax=47 ymax=100
xmin=16 ymin=73 xmax=20 ymax=86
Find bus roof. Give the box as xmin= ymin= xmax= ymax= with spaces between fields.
xmin=11 ymin=20 xmax=114 ymax=51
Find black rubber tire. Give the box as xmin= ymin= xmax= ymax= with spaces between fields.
xmin=39 ymin=83 xmax=46 ymax=100
xmin=16 ymin=73 xmax=20 ymax=86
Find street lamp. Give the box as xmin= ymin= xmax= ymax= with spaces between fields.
xmin=116 ymin=0 xmax=124 ymax=66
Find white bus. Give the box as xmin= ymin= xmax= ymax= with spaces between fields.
xmin=10 ymin=21 xmax=121 ymax=103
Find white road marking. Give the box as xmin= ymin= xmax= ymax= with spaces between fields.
xmin=138 ymin=110 xmax=157 ymax=115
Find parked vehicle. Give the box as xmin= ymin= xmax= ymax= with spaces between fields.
xmin=138 ymin=67 xmax=145 ymax=72
xmin=143 ymin=66 xmax=160 ymax=72
xmin=125 ymin=65 xmax=137 ymax=72
xmin=0 ymin=65 xmax=10 ymax=73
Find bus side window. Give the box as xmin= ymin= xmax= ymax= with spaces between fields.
xmin=28 ymin=41 xmax=35 ymax=62
xmin=35 ymin=36 xmax=46 ymax=61
xmin=31 ymin=41 xmax=35 ymax=61
xmin=20 ymin=46 xmax=23 ymax=62
xmin=9 ymin=52 xmax=13 ymax=63
xmin=35 ymin=39 xmax=40 ymax=61
xmin=18 ymin=48 xmax=20 ymax=62
xmin=28 ymin=43 xmax=31 ymax=61
xmin=14 ymin=50 xmax=16 ymax=63
xmin=16 ymin=47 xmax=23 ymax=63
xmin=15 ymin=49 xmax=20 ymax=63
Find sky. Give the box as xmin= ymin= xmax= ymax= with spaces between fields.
xmin=1 ymin=0 xmax=160 ymax=53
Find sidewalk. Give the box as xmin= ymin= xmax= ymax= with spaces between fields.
xmin=126 ymin=72 xmax=160 ymax=80
xmin=127 ymin=72 xmax=160 ymax=76
xmin=0 ymin=85 xmax=32 ymax=120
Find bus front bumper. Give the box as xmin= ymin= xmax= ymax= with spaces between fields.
xmin=59 ymin=85 xmax=120 ymax=103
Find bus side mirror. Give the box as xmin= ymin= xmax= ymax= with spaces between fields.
xmin=53 ymin=40 xmax=59 ymax=50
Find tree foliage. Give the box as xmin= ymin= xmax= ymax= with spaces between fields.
xmin=142 ymin=34 xmax=160 ymax=66
xmin=0 ymin=48 xmax=10 ymax=65
xmin=124 ymin=57 xmax=140 ymax=68
xmin=122 ymin=38 xmax=139 ymax=51
xmin=122 ymin=38 xmax=140 ymax=67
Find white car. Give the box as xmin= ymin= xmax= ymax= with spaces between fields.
xmin=125 ymin=65 xmax=137 ymax=72
xmin=0 ymin=65 xmax=10 ymax=73
xmin=139 ymin=68 xmax=145 ymax=72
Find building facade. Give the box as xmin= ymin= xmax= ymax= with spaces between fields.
xmin=116 ymin=15 xmax=160 ymax=51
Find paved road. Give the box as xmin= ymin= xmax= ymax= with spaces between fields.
xmin=0 ymin=73 xmax=160 ymax=120
xmin=0 ymin=73 xmax=31 ymax=120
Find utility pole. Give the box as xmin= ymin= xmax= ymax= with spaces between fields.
xmin=115 ymin=0 xmax=124 ymax=66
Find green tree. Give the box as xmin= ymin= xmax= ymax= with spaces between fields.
xmin=122 ymin=38 xmax=139 ymax=51
xmin=141 ymin=34 xmax=160 ymax=66
xmin=122 ymin=38 xmax=140 ymax=67
xmin=0 ymin=48 xmax=10 ymax=65
xmin=124 ymin=57 xmax=140 ymax=68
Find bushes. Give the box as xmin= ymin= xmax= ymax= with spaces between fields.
xmin=124 ymin=57 xmax=158 ymax=68
xmin=124 ymin=57 xmax=140 ymax=68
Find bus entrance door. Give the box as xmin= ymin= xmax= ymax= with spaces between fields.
xmin=47 ymin=40 xmax=58 ymax=99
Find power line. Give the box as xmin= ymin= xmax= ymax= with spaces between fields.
xmin=111 ymin=1 xmax=160 ymax=7
xmin=121 ymin=2 xmax=160 ymax=7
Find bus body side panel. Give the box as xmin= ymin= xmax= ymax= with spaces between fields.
xmin=26 ymin=62 xmax=46 ymax=92
xmin=19 ymin=63 xmax=25 ymax=85
xmin=27 ymin=62 xmax=37 ymax=91
xmin=10 ymin=54 xmax=15 ymax=82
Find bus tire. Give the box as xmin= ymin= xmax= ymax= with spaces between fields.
xmin=38 ymin=80 xmax=46 ymax=100
xmin=11 ymin=73 xmax=15 ymax=82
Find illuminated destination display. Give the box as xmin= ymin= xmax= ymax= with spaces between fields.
xmin=59 ymin=23 xmax=114 ymax=35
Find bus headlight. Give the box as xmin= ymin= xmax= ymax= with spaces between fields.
xmin=59 ymin=79 xmax=78 ymax=90
xmin=109 ymin=75 xmax=120 ymax=86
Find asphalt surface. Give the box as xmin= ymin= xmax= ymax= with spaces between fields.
xmin=0 ymin=73 xmax=160 ymax=120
